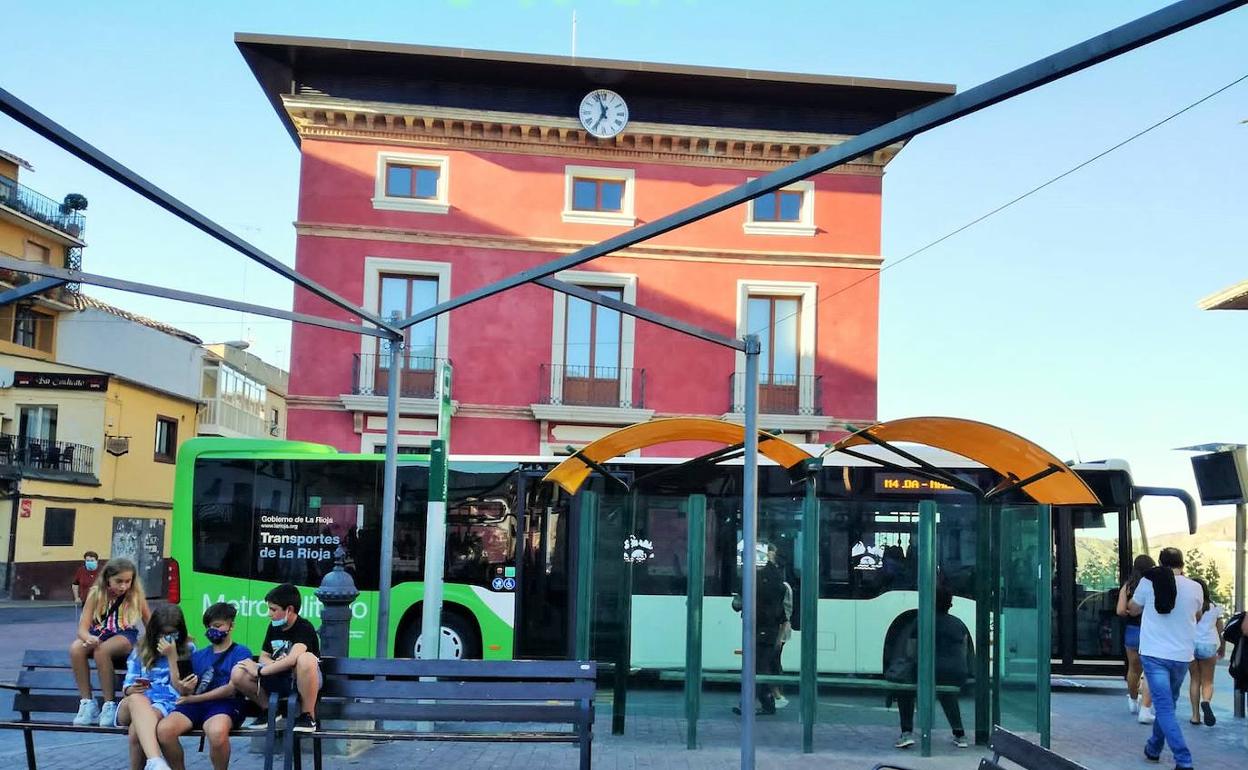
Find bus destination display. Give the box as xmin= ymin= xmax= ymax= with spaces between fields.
xmin=874 ymin=473 xmax=960 ymax=494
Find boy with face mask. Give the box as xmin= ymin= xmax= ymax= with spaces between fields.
xmin=230 ymin=583 xmax=322 ymax=733
xmin=155 ymin=602 xmax=252 ymax=770
xmin=71 ymin=551 xmax=101 ymax=606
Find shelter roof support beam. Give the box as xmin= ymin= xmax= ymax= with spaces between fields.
xmin=0 ymin=254 xmax=393 ymax=339
xmin=0 ymin=277 xmax=68 ymax=306
xmin=398 ymin=0 xmax=1246 ymax=331
xmin=537 ymin=278 xmax=745 ymax=351
xmin=0 ymin=86 xmax=401 ymax=338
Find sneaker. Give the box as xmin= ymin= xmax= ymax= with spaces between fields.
xmin=72 ymin=698 xmax=99 ymax=726
xmin=144 ymin=759 xmax=172 ymax=770
xmin=895 ymin=732 xmax=915 ymax=749
xmin=1143 ymin=747 xmax=1160 ymax=763
xmin=952 ymin=734 xmax=969 ymax=749
xmin=1128 ymin=695 xmax=1140 ymax=714
xmin=293 ymin=713 xmax=318 ymax=733
xmin=243 ymin=711 xmax=271 ymax=731
xmin=774 ymin=695 xmax=789 ymax=709
xmin=731 ymin=706 xmax=775 ymax=716
xmin=1138 ymin=706 xmax=1155 ymax=724
xmin=1201 ymin=700 xmax=1216 ymax=726
xmin=98 ymin=700 xmax=118 ymax=727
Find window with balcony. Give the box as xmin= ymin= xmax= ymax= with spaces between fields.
xmin=154 ymin=416 xmax=178 ymax=463
xmin=732 ymin=281 xmax=820 ymax=418
xmin=372 ymin=152 xmax=449 ymax=214
xmin=19 ymin=405 xmax=56 ymax=445
xmin=562 ymin=165 xmax=635 ymax=226
xmin=375 ymin=274 xmax=440 ymax=398
xmin=12 ymin=305 xmax=37 ymax=348
xmin=744 ymin=179 xmax=815 ymax=236
xmin=748 ymin=295 xmax=801 ymax=414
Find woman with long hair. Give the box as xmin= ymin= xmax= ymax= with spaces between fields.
xmin=1117 ymin=553 xmax=1155 ymax=722
xmin=69 ymin=557 xmax=152 ymax=726
xmin=1187 ymin=577 xmax=1224 ymax=726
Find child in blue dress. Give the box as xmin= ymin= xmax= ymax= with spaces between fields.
xmin=117 ymin=604 xmax=196 ymax=770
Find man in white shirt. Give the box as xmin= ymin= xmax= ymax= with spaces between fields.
xmin=1129 ymin=547 xmax=1203 ymax=770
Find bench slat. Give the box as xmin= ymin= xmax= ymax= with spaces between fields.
xmin=318 ymin=700 xmax=586 ymax=724
xmin=13 ymin=693 xmax=110 ymax=715
xmin=301 ymin=729 xmax=581 ymax=743
xmin=319 ymin=678 xmax=595 ymax=701
xmin=16 ymin=669 xmax=123 ymax=692
xmin=0 ymin=719 xmax=129 ymax=735
xmin=990 ymin=728 xmax=1088 ymax=770
xmin=320 ymin=657 xmax=596 ymax=680
xmin=22 ymin=649 xmax=126 ymax=668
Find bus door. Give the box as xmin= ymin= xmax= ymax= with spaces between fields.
xmin=514 ymin=470 xmax=574 ymax=658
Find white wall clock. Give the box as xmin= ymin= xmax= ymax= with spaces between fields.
xmin=579 ymin=89 xmax=629 ymax=139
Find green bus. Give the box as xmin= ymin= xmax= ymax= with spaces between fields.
xmin=170 ymin=437 xmax=1193 ymax=675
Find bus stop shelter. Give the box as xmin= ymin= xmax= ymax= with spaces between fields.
xmin=546 ymin=416 xmax=1099 ymax=756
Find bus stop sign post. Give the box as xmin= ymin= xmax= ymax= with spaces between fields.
xmin=421 ymin=438 xmax=450 ymax=661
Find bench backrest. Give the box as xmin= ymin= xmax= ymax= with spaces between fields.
xmin=10 ymin=649 xmax=128 ymax=718
xmin=980 ymin=727 xmax=1089 ymax=770
xmin=314 ymin=657 xmax=597 ymax=725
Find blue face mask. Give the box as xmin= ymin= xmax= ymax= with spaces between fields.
xmin=85 ymin=560 xmax=98 ymax=571
xmin=270 ymin=616 xmax=288 ymax=628
xmin=205 ymin=627 xmax=228 ymax=644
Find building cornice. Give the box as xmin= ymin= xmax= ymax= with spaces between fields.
xmin=530 ymin=403 xmax=656 ymax=426
xmin=294 ymin=221 xmax=884 ymax=270
xmin=282 ymin=95 xmax=902 ymax=174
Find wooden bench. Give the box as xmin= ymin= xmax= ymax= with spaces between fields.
xmin=291 ymin=657 xmax=597 ymax=770
xmin=871 ymin=726 xmax=1088 ymax=770
xmin=0 ymin=649 xmax=289 ymax=770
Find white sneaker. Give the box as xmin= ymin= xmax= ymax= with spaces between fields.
xmin=98 ymin=700 xmax=118 ymax=727
xmin=774 ymin=695 xmax=789 ymax=709
xmin=895 ymin=732 xmax=915 ymax=749
xmin=1128 ymin=696 xmax=1139 ymax=714
xmin=72 ymin=698 xmax=99 ymax=726
xmin=1137 ymin=706 xmax=1154 ymax=724
xmin=144 ymin=759 xmax=172 ymax=770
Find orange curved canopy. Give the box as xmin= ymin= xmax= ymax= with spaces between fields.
xmin=543 ymin=417 xmax=813 ymax=495
xmin=834 ymin=416 xmax=1099 ymax=505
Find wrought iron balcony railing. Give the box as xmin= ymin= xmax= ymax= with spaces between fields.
xmin=540 ymin=363 xmax=645 ymax=409
xmin=0 ymin=177 xmax=86 ymax=239
xmin=0 ymin=433 xmax=95 ymax=475
xmin=728 ymin=372 xmax=822 ymax=416
xmin=353 ymin=353 xmax=446 ymax=399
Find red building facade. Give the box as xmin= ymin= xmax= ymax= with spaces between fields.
xmin=238 ymin=35 xmax=952 ymax=456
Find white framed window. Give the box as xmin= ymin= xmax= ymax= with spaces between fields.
xmin=733 ymin=280 xmax=818 ymax=413
xmin=562 ymin=165 xmax=636 ymax=226
xmin=359 ymin=258 xmax=451 ymax=395
xmin=549 ymin=270 xmax=638 ymax=408
xmin=372 ymin=152 xmax=450 ymax=214
xmin=743 ymin=179 xmax=816 ymax=236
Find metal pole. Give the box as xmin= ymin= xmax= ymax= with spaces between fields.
xmin=1235 ymin=498 xmax=1246 ymax=614
xmin=574 ymin=491 xmax=599 ymax=660
xmin=420 ymin=438 xmax=449 ymax=659
xmin=740 ymin=334 xmax=760 ymax=770
xmin=799 ymin=468 xmax=819 ymax=754
xmin=1037 ymin=504 xmax=1053 ymax=748
xmin=375 ymin=330 xmax=403 ymax=658
xmin=685 ymin=494 xmax=706 ymax=750
xmin=917 ymin=500 xmax=936 ymax=757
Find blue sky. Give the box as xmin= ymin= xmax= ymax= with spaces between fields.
xmin=1 ymin=0 xmax=1244 ymax=533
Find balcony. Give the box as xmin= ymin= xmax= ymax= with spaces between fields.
xmin=198 ymin=399 xmax=270 ymax=438
xmin=0 ymin=434 xmax=96 ymax=478
xmin=0 ymin=177 xmax=85 ymax=241
xmin=352 ymin=353 xmax=445 ymax=399
xmin=728 ymin=372 xmax=822 ymax=416
xmin=540 ymin=364 xmax=645 ymax=409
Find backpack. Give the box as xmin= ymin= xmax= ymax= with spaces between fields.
xmin=1226 ymin=612 xmax=1248 ymax=687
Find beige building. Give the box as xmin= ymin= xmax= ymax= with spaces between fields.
xmin=199 ymin=342 xmax=288 ymax=439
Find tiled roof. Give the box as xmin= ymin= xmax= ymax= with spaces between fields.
xmin=0 ymin=149 xmax=34 ymax=171
xmin=71 ymin=294 xmax=203 ymax=344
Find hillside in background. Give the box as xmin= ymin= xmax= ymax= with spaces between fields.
xmin=1154 ymin=516 xmax=1238 ymax=605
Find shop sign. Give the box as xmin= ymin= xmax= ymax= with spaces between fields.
xmin=13 ymin=371 xmax=109 ymax=391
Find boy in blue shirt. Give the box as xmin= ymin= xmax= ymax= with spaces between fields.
xmin=156 ymin=602 xmax=252 ymax=770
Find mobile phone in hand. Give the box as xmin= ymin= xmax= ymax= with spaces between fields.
xmin=134 ymin=677 xmax=151 ymax=688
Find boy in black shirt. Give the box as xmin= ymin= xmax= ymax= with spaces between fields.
xmin=229 ymin=583 xmax=322 ymax=732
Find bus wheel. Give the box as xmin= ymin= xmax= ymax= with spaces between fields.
xmin=398 ymin=610 xmax=481 ymax=660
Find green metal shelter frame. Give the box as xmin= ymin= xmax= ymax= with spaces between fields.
xmin=551 ymin=416 xmax=1081 ymax=755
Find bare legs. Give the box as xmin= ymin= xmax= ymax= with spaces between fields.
xmin=68 ymin=635 xmax=133 ymax=701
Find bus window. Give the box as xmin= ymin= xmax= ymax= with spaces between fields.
xmin=1069 ymin=507 xmax=1120 ymax=658
xmin=192 ymin=459 xmax=256 ymax=578
xmin=251 ymin=460 xmax=381 ymax=590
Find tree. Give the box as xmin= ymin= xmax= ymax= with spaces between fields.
xmin=1184 ymin=547 xmax=1232 ymax=607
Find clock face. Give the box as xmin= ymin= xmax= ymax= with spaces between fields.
xmin=579 ymin=89 xmax=629 ymax=139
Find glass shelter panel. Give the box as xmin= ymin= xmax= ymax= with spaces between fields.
xmin=995 ymin=504 xmax=1052 ymax=744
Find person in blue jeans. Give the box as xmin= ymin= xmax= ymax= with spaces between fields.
xmin=1128 ymin=547 xmax=1204 ymax=770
